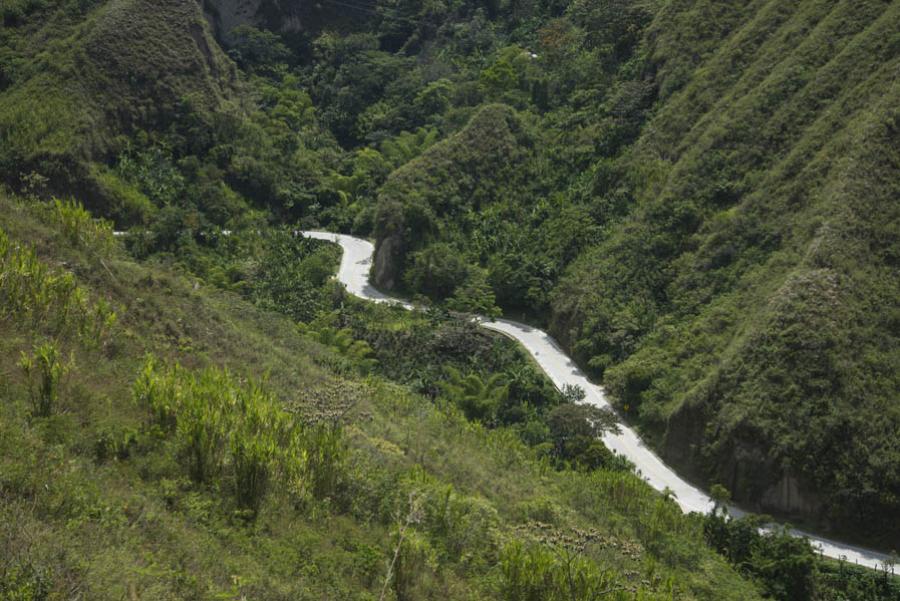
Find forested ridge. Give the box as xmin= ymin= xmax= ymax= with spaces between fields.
xmin=0 ymin=0 xmax=898 ymax=598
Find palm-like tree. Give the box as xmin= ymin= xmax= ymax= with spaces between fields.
xmin=302 ymin=324 xmax=378 ymax=372
xmin=439 ymin=366 xmax=508 ymax=423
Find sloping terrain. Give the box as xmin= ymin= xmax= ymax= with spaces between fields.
xmin=0 ymin=0 xmax=898 ymax=596
xmin=551 ymin=0 xmax=900 ymax=543
xmin=373 ymin=103 xmax=536 ymax=291
xmin=364 ymin=0 xmax=900 ymax=545
xmin=0 ymin=194 xmax=765 ymax=598
xmin=0 ymin=0 xmax=236 ymax=185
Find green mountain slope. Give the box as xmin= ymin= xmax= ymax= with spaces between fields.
xmin=359 ymin=0 xmax=899 ymax=545
xmin=1 ymin=0 xmax=898 ymax=596
xmin=373 ymin=103 xmax=535 ymax=292
xmin=0 ymin=0 xmax=236 ymax=183
xmin=550 ymin=0 xmax=900 ymax=544
xmin=0 ymin=194 xmax=766 ymax=598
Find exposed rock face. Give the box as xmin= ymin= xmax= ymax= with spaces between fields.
xmin=204 ymin=0 xmax=303 ymax=36
xmin=662 ymin=396 xmax=825 ymax=523
xmin=373 ymin=234 xmax=402 ymax=291
xmin=761 ymin=472 xmax=823 ymax=517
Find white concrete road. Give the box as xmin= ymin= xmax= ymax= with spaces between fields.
xmin=303 ymin=230 xmax=893 ymax=570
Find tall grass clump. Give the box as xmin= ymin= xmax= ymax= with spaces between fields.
xmin=18 ymin=340 xmax=70 ymax=418
xmin=0 ymin=226 xmax=117 ymax=344
xmin=44 ymin=198 xmax=114 ymax=255
xmin=499 ymin=540 xmax=626 ymax=601
xmin=133 ymin=356 xmax=348 ymax=514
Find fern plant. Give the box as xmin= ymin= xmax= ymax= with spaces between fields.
xmin=300 ymin=323 xmax=378 ymax=373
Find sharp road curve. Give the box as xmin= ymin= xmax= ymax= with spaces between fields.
xmin=303 ymin=230 xmax=892 ymax=571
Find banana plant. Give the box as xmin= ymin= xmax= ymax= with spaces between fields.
xmin=299 ymin=323 xmax=378 ymax=373
xmin=438 ymin=366 xmax=508 ymax=424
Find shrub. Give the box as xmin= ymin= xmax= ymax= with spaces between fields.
xmin=545 ymin=403 xmax=618 ymax=462
xmin=703 ymin=513 xmax=817 ymax=601
xmin=44 ymin=198 xmax=114 ymax=254
xmin=299 ymin=322 xmax=378 ymax=374
xmin=498 ymin=540 xmax=620 ymax=601
xmin=439 ymin=367 xmax=508 ymax=423
xmin=226 ymin=25 xmax=291 ymax=75
xmin=303 ymin=422 xmax=347 ymax=501
xmin=18 ymin=340 xmax=70 ymax=418
xmin=231 ymin=433 xmax=277 ymax=513
xmin=248 ymin=230 xmax=340 ymax=322
xmin=133 ymin=356 xmax=348 ymax=514
xmin=447 ymin=267 xmax=502 ymax=318
xmin=0 ymin=226 xmax=118 ymax=344
xmin=405 ymin=243 xmax=470 ymax=300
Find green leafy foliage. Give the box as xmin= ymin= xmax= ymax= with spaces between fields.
xmin=498 ymin=540 xmax=622 ymax=601
xmin=339 ymin=303 xmax=563 ymax=425
xmin=703 ymin=511 xmax=900 ymax=601
xmin=226 ymin=25 xmax=290 ymax=76
xmin=447 ymin=266 xmax=501 ymax=318
xmin=2 ymin=0 xmax=898 ymax=595
xmin=44 ymin=197 xmax=115 ymax=253
xmin=353 ymin=0 xmax=900 ymax=546
xmin=246 ymin=229 xmax=341 ymax=321
xmin=0 ymin=0 xmax=236 ymax=197
xmin=0 ymin=192 xmax=767 ymax=599
xmin=133 ymin=355 xmax=349 ymax=513
xmin=439 ymin=366 xmax=509 ymax=423
xmin=545 ymin=403 xmax=621 ymax=470
xmin=373 ymin=103 xmax=535 ymax=295
xmin=298 ymin=319 xmax=379 ymax=374
xmin=18 ymin=340 xmax=70 ymax=418
xmin=0 ymin=223 xmax=117 ymax=344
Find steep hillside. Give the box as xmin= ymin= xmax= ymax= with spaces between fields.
xmin=373 ymin=103 xmax=535 ymax=293
xmin=362 ymin=0 xmax=900 ymax=546
xmin=0 ymin=194 xmax=768 ymax=598
xmin=203 ymin=0 xmax=359 ymax=36
xmin=0 ymin=0 xmax=236 ymax=189
xmin=1 ymin=0 xmax=341 ymax=235
xmin=1 ymin=0 xmax=898 ymax=596
xmin=550 ymin=0 xmax=900 ymax=544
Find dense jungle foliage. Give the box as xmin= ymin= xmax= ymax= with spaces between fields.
xmin=1 ymin=0 xmax=898 ymax=598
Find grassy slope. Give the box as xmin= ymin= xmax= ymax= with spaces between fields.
xmin=372 ymin=103 xmax=535 ymax=291
xmin=0 ymin=0 xmax=237 ymax=199
xmin=0 ymin=194 xmax=761 ymax=599
xmin=549 ymin=0 xmax=900 ymax=543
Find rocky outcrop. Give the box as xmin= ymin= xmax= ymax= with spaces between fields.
xmin=373 ymin=234 xmax=402 ymax=291
xmin=761 ymin=472 xmax=823 ymax=517
xmin=204 ymin=0 xmax=304 ymax=36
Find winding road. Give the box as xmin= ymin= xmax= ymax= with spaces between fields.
xmin=303 ymin=230 xmax=893 ymax=571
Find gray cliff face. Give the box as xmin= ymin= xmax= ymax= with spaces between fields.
xmin=373 ymin=235 xmax=401 ymax=291
xmin=204 ymin=0 xmax=303 ymax=36
xmin=761 ymin=473 xmax=823 ymax=518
